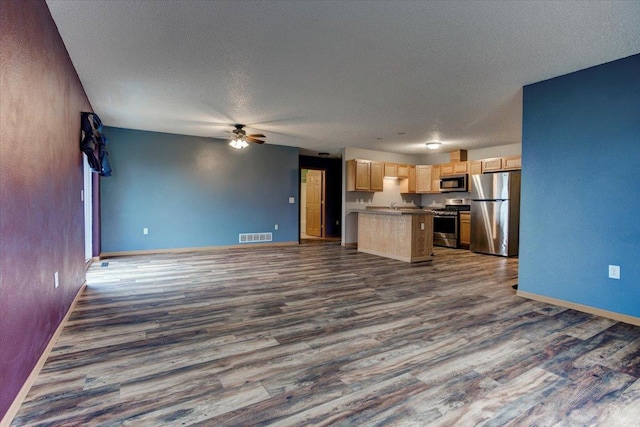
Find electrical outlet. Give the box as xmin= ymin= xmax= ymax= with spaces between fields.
xmin=608 ymin=265 xmax=620 ymax=279
xmin=289 ymin=197 xmax=295 ymax=204
xmin=54 ymin=271 xmax=59 ymax=289
xmin=274 ymin=224 xmax=279 ymax=230
xmin=143 ymin=227 xmax=149 ymax=235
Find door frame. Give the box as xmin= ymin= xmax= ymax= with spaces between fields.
xmin=300 ymin=168 xmax=326 ymax=239
xmin=83 ymin=154 xmax=93 ymax=262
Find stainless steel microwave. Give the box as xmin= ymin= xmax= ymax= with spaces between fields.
xmin=440 ymin=175 xmax=468 ymax=192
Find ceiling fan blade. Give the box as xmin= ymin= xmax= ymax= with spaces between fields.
xmin=246 ymin=137 xmax=265 ymax=144
xmin=248 ymin=133 xmax=266 ymax=138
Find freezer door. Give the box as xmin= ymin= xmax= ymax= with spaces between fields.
xmin=471 ymin=200 xmax=511 ymax=256
xmin=470 ymin=172 xmax=511 ymax=200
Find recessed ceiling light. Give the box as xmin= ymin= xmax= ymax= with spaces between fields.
xmin=426 ymin=142 xmax=441 ymax=150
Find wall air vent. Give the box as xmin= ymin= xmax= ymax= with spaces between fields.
xmin=239 ymin=232 xmax=273 ymax=243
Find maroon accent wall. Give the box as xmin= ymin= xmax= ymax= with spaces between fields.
xmin=0 ymin=0 xmax=93 ymax=419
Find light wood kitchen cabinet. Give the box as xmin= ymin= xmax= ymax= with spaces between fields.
xmin=430 ymin=164 xmax=441 ymax=193
xmin=416 ymin=165 xmax=432 ymax=193
xmin=355 ymin=160 xmax=371 ymax=191
xmin=397 ymin=164 xmax=409 ymax=179
xmin=450 ymin=149 xmax=468 ymax=163
xmin=482 ymin=158 xmax=503 ymax=172
xmin=440 ymin=161 xmax=467 ymax=176
xmin=453 ymin=161 xmax=468 ymax=175
xmin=481 ymin=156 xmax=521 ymax=173
xmin=384 ymin=163 xmax=398 ymax=178
xmin=440 ymin=163 xmax=455 ymax=176
xmin=370 ymin=161 xmax=384 ymax=191
xmin=468 ymin=160 xmax=482 ymax=193
xmin=469 ymin=160 xmax=482 ymax=175
xmin=459 ymin=212 xmax=471 ymax=249
xmin=401 ymin=165 xmax=416 ymax=193
xmin=347 ymin=159 xmax=373 ymax=192
xmin=502 ymin=155 xmax=521 ymax=170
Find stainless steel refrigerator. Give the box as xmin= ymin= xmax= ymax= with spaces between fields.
xmin=470 ymin=171 xmax=521 ymax=256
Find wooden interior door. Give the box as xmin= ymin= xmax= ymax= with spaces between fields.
xmin=305 ymin=169 xmax=323 ymax=237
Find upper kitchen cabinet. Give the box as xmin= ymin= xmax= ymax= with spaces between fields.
xmin=347 ymin=159 xmax=372 ymax=191
xmin=482 ymin=155 xmax=521 ymax=173
xmin=440 ymin=163 xmax=454 ymax=176
xmin=400 ymin=165 xmax=416 ymax=193
xmin=416 ymin=165 xmax=432 ymax=193
xmin=469 ymin=160 xmax=482 ymax=175
xmin=384 ymin=162 xmax=398 ymax=178
xmin=384 ymin=162 xmax=409 ymax=179
xmin=502 ymin=155 xmax=522 ymax=170
xmin=441 ymin=150 xmax=468 ymax=177
xmin=482 ymin=158 xmax=503 ymax=172
xmin=346 ymin=159 xmax=390 ymax=192
xmin=450 ymin=150 xmax=467 ymax=163
xmin=430 ymin=165 xmax=441 ymax=193
xmin=370 ymin=161 xmax=384 ymax=191
xmin=397 ymin=164 xmax=409 ymax=179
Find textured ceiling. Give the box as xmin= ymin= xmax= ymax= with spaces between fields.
xmin=46 ymin=0 xmax=640 ymax=157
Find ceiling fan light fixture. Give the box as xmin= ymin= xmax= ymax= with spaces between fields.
xmin=229 ymin=137 xmax=249 ymax=149
xmin=426 ymin=142 xmax=442 ymax=150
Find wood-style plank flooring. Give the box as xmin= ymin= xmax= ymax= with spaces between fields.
xmin=12 ymin=242 xmax=640 ymax=426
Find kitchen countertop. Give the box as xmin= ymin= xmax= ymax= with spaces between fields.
xmin=356 ymin=208 xmax=432 ymax=215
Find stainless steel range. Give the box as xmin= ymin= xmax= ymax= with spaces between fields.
xmin=430 ymin=198 xmax=471 ymax=248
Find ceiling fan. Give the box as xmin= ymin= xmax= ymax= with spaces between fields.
xmin=227 ymin=124 xmax=266 ymax=149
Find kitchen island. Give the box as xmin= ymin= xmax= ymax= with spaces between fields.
xmin=357 ymin=209 xmax=433 ymax=263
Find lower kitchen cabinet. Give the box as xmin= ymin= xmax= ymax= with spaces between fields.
xmin=459 ymin=211 xmax=471 ymax=249
xmin=358 ymin=210 xmax=434 ymax=262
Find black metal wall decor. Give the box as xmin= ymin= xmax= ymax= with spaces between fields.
xmin=80 ymin=112 xmax=112 ymax=176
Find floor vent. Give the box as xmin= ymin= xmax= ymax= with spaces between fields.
xmin=239 ymin=232 xmax=273 ymax=243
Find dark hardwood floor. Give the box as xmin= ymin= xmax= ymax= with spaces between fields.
xmin=12 ymin=243 xmax=640 ymax=426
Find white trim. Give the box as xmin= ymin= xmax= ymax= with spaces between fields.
xmin=83 ymin=155 xmax=92 ymax=261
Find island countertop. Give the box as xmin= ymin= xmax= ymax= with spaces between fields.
xmin=349 ymin=210 xmax=427 ymax=216
xmin=348 ymin=207 xmax=433 ymax=216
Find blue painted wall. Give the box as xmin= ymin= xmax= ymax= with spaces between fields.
xmin=101 ymin=127 xmax=299 ymax=252
xmin=519 ymin=54 xmax=640 ymax=318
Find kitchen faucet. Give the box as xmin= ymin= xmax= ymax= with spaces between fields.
xmin=389 ymin=202 xmax=397 ymax=210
